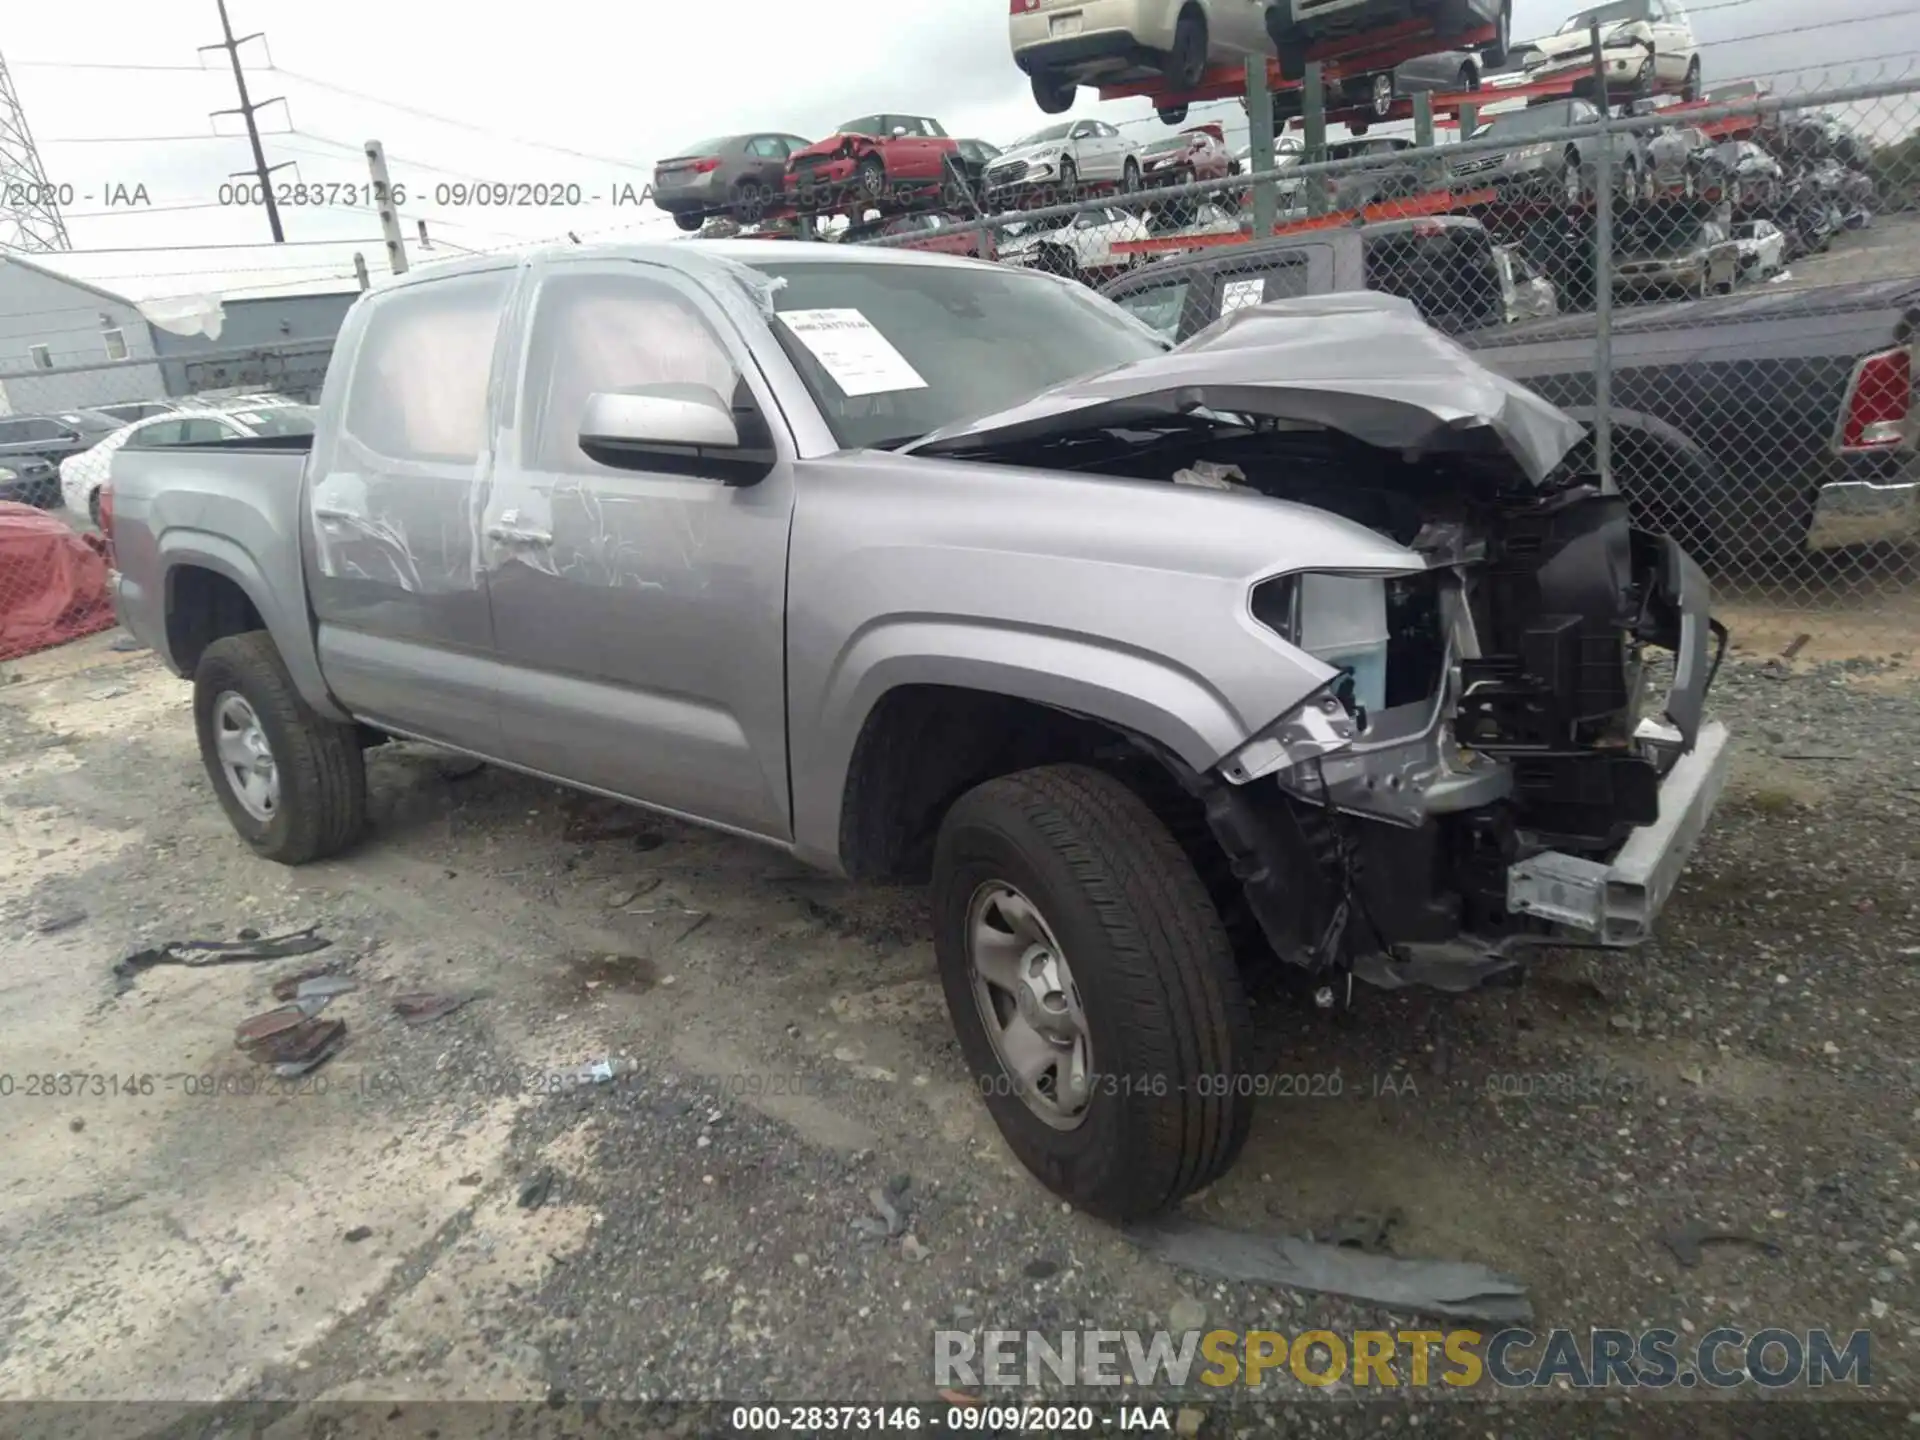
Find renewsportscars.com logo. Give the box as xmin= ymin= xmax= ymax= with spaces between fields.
xmin=933 ymin=1327 xmax=1874 ymax=1391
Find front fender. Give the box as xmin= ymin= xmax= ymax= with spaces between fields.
xmin=789 ymin=620 xmax=1304 ymax=868
xmin=160 ymin=529 xmax=350 ymax=723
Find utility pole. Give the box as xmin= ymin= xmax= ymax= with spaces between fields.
xmin=200 ymin=0 xmax=290 ymax=242
xmin=364 ymin=141 xmax=408 ymax=273
xmin=0 ymin=49 xmax=72 ymax=250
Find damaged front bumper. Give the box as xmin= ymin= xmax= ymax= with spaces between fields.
xmin=1505 ymin=718 xmax=1731 ymax=945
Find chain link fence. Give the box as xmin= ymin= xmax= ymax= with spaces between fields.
xmin=3 ymin=71 xmax=1917 ymax=663
xmin=0 ymin=338 xmax=332 ymax=662
xmin=848 ymin=69 xmax=1920 ymax=649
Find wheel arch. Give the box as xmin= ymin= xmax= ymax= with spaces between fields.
xmin=798 ymin=636 xmax=1271 ymax=879
xmin=160 ymin=532 xmax=350 ymax=723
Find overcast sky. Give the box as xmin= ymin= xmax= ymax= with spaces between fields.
xmin=6 ymin=0 xmax=1917 ymax=297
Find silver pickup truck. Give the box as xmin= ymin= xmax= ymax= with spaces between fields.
xmin=106 ymin=243 xmax=1729 ymax=1220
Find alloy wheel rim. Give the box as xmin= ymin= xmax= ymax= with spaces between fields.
xmin=1372 ymin=73 xmax=1393 ymax=115
xmin=213 ymin=691 xmax=279 ymax=823
xmin=965 ymin=881 xmax=1093 ymax=1130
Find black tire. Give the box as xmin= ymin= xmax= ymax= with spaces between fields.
xmin=1166 ymin=6 xmax=1209 ymax=92
xmin=1482 ymin=0 xmax=1511 ymax=67
xmin=671 ymin=211 xmax=703 ymax=233
xmin=1457 ymin=61 xmax=1480 ymax=94
xmin=1123 ymin=157 xmax=1142 ymax=193
xmin=194 ymin=631 xmax=367 ymax=865
xmin=856 ymin=155 xmax=887 ymax=200
xmin=1032 ymin=72 xmax=1075 ymax=115
xmin=1157 ymin=103 xmax=1190 ymax=126
xmin=1683 ymin=55 xmax=1701 ymax=102
xmin=87 ymin=487 xmax=102 ymax=530
xmin=931 ymin=764 xmax=1254 ymax=1220
xmin=732 ymin=179 xmax=770 ymax=223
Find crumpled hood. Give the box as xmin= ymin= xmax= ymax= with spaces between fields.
xmin=903 ymin=292 xmax=1589 ymax=484
xmin=1529 ymin=21 xmax=1647 ymax=62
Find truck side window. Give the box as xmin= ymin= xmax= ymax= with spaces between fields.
xmin=342 ymin=270 xmax=510 ymax=466
xmin=520 ymin=271 xmax=741 ymax=474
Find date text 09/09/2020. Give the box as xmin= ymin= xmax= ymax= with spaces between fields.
xmin=729 ymin=1406 xmax=1123 ymax=1433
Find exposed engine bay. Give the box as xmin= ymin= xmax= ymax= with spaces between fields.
xmin=950 ymin=416 xmax=1729 ymax=989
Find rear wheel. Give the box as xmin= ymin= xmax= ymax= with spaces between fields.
xmin=1157 ymin=103 xmax=1190 ymax=126
xmin=194 ymin=632 xmax=367 ymax=865
xmin=1165 ymin=7 xmax=1209 ymax=92
xmin=1032 ymin=72 xmax=1075 ymax=115
xmin=671 ymin=212 xmax=703 ymax=233
xmin=1457 ymin=61 xmax=1481 ymax=94
xmin=932 ymin=764 xmax=1254 ymax=1220
xmin=732 ymin=178 xmax=770 ymax=223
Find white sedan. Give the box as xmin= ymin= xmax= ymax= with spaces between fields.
xmin=1730 ymin=219 xmax=1785 ymax=280
xmin=60 ymin=402 xmax=315 ymax=525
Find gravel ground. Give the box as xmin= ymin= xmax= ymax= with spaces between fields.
xmin=0 ymin=619 xmax=1915 ymax=1438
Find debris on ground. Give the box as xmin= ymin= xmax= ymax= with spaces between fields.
xmin=576 ymin=1058 xmax=618 ymax=1084
xmin=109 ymin=633 xmax=144 ymax=652
xmin=392 ymin=990 xmax=478 ymax=1026
xmin=85 ymin=685 xmax=128 ymax=701
xmin=604 ymin=877 xmax=662 ymax=908
xmin=1325 ymin=1208 xmax=1405 ymax=1255
xmin=343 ymin=1226 xmax=372 ymax=1243
xmin=112 ymin=927 xmax=331 ymax=992
xmin=1658 ymin=1219 xmax=1784 ymax=1269
xmin=901 ymin=1234 xmax=929 ymax=1261
xmin=1124 ymin=1214 xmax=1532 ymax=1325
xmin=232 ymin=1015 xmax=347 ymax=1077
xmin=1022 ymin=1258 xmax=1061 ymax=1280
xmin=561 ymin=796 xmax=665 ymax=847
xmin=853 ymin=1183 xmax=908 ymax=1239
xmin=271 ymin=968 xmax=355 ymax=1002
xmin=518 ymin=1169 xmax=555 ymax=1211
xmin=234 ymin=1005 xmax=311 ymax=1052
xmin=33 ymin=908 xmax=87 ymax=935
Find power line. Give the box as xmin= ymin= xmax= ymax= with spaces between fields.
xmin=42 ymin=130 xmax=290 ymax=144
xmin=11 ymin=59 xmax=228 ymax=72
xmin=267 ymin=65 xmax=651 ymax=171
xmin=1696 ymin=6 xmax=1920 ymax=46
xmin=42 ymin=236 xmax=391 ymax=255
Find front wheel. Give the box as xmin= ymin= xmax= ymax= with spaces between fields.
xmin=856 ymin=155 xmax=887 ymax=201
xmin=1123 ymin=157 xmax=1142 ymax=193
xmin=1683 ymin=55 xmax=1702 ymax=102
xmin=671 ymin=211 xmax=703 ymax=233
xmin=1482 ymin=0 xmax=1512 ymax=67
xmin=194 ymin=632 xmax=367 ymax=865
xmin=1059 ymin=155 xmax=1079 ymax=194
xmin=1157 ymin=103 xmax=1190 ymax=126
xmin=932 ymin=764 xmax=1255 ymax=1220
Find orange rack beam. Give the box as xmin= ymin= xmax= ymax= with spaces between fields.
xmin=1108 ymin=185 xmax=1499 ymax=256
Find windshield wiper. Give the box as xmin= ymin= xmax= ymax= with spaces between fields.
xmin=867 ymin=433 xmax=926 ymax=451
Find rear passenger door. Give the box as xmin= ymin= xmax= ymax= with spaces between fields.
xmin=303 ymin=266 xmax=515 ymax=754
xmin=480 ymin=258 xmax=798 ymax=840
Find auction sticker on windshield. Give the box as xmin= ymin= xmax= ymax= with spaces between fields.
xmin=778 ymin=308 xmax=927 ymax=397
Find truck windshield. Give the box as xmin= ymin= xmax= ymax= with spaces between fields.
xmin=745 ymin=259 xmax=1166 ymax=450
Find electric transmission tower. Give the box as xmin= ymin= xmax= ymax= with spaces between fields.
xmin=0 ymin=49 xmax=72 ymax=251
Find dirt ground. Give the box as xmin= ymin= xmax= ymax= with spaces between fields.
xmin=0 ymin=621 xmax=1915 ymax=1438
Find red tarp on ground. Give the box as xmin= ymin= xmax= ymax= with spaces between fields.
xmin=0 ymin=502 xmax=116 ymax=661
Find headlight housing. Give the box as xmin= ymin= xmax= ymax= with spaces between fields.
xmin=1515 ymin=143 xmax=1556 ymax=161
xmin=1604 ymin=25 xmax=1649 ymax=47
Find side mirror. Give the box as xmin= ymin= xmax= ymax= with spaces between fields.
xmin=577 ymin=383 xmax=776 ymax=485
xmin=891 ymin=127 xmax=909 ymax=138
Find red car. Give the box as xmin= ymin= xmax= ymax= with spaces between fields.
xmin=1138 ymin=123 xmax=1235 ymax=190
xmin=785 ymin=113 xmax=961 ymax=210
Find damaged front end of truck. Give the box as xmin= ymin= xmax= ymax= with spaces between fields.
xmin=908 ymin=293 xmax=1732 ymax=991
